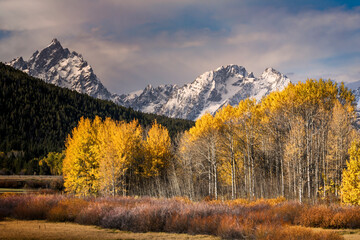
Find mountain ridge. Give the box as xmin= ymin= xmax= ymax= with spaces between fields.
xmin=122 ymin=64 xmax=290 ymax=120
xmin=8 ymin=39 xmax=291 ymax=120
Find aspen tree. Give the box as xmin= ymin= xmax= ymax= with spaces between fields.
xmin=189 ymin=113 xmax=221 ymax=199
xmin=341 ymin=139 xmax=360 ymax=205
xmin=63 ymin=117 xmax=101 ymax=196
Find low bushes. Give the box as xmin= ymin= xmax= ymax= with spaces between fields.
xmin=47 ymin=198 xmax=88 ymax=222
xmin=0 ymin=194 xmax=358 ymax=239
xmin=297 ymin=205 xmax=360 ymax=229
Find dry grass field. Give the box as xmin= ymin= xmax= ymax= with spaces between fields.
xmin=310 ymin=227 xmax=360 ymax=240
xmin=2 ymin=220 xmax=360 ymax=240
xmin=0 ymin=175 xmax=62 ymax=181
xmin=0 ymin=175 xmax=63 ymax=192
xmin=0 ymin=219 xmax=219 ymax=240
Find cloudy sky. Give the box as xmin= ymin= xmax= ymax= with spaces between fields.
xmin=0 ymin=0 xmax=360 ymax=94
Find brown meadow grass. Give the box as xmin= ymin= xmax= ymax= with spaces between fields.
xmin=0 ymin=219 xmax=219 ymax=240
xmin=1 ymin=194 xmax=359 ymax=239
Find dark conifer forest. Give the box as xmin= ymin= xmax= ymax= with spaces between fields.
xmin=0 ymin=63 xmax=193 ymax=173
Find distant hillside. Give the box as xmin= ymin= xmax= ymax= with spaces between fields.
xmin=0 ymin=63 xmax=193 ymax=173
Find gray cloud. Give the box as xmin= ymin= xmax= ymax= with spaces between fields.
xmin=0 ymin=0 xmax=360 ymax=94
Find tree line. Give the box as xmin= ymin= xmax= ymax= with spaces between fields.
xmin=177 ymin=79 xmax=357 ymax=203
xmin=0 ymin=63 xmax=193 ymax=174
xmin=63 ymin=79 xmax=360 ymax=204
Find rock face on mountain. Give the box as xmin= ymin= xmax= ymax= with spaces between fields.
xmin=157 ymin=65 xmax=290 ymax=120
xmin=7 ymin=39 xmax=290 ymax=120
xmin=120 ymin=65 xmax=290 ymax=120
xmin=7 ymin=39 xmax=112 ymax=100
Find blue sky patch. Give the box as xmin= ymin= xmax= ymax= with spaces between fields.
xmin=0 ymin=30 xmax=11 ymax=40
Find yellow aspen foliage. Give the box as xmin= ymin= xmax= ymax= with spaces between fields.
xmin=97 ymin=118 xmax=143 ymax=196
xmin=143 ymin=121 xmax=172 ymax=177
xmin=62 ymin=117 xmax=101 ymax=196
xmin=189 ymin=113 xmax=221 ymax=140
xmin=215 ymin=104 xmax=244 ymax=192
xmin=341 ymin=139 xmax=360 ymax=205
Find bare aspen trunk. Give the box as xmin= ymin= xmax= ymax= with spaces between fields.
xmin=214 ymin=162 xmax=218 ymax=200
xmin=288 ymin=160 xmax=291 ymax=199
xmin=251 ymin=154 xmax=255 ymax=199
xmin=306 ymin=121 xmax=311 ymax=200
xmin=212 ymin=140 xmax=218 ymax=200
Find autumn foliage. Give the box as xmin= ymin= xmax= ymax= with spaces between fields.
xmin=62 ymin=117 xmax=172 ymax=196
xmin=1 ymin=194 xmax=355 ymax=240
xmin=177 ymin=79 xmax=357 ymax=202
xmin=341 ymin=139 xmax=360 ymax=205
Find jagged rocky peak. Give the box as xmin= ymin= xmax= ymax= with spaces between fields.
xmin=261 ymin=67 xmax=287 ymax=82
xmin=49 ymin=38 xmax=61 ymax=46
xmin=6 ymin=39 xmax=112 ymax=100
xmin=8 ymin=57 xmax=27 ymax=70
xmin=216 ymin=64 xmax=247 ymax=77
xmin=6 ymin=39 xmax=291 ymax=121
xmin=28 ymin=38 xmax=72 ymax=72
xmin=117 ymin=64 xmax=291 ymax=120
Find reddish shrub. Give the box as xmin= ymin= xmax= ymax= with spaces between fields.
xmin=47 ymin=198 xmax=89 ymax=222
xmin=75 ymin=202 xmax=112 ymax=225
xmin=216 ymin=215 xmax=251 ymax=239
xmin=330 ymin=207 xmax=360 ymax=229
xmin=0 ymin=194 xmax=25 ymax=219
xmin=188 ymin=215 xmax=220 ymax=236
xmin=100 ymin=206 xmax=130 ymax=230
xmin=272 ymin=201 xmax=303 ymax=224
xmin=256 ymin=225 xmax=343 ymax=240
xmin=13 ymin=195 xmax=59 ymax=220
xmin=297 ymin=205 xmax=335 ymax=228
xmin=164 ymin=212 xmax=190 ymax=233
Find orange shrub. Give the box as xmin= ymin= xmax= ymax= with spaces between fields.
xmin=188 ymin=215 xmax=220 ymax=235
xmin=330 ymin=208 xmax=360 ymax=229
xmin=47 ymin=198 xmax=89 ymax=222
xmin=297 ymin=205 xmax=334 ymax=228
xmin=75 ymin=202 xmax=113 ymax=225
xmin=13 ymin=195 xmax=58 ymax=220
xmin=272 ymin=201 xmax=303 ymax=224
xmin=164 ymin=212 xmax=190 ymax=233
xmin=256 ymin=225 xmax=343 ymax=240
xmin=216 ymin=215 xmax=253 ymax=239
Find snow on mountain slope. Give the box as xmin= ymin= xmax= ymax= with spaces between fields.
xmin=6 ymin=39 xmax=290 ymax=121
xmin=155 ymin=65 xmax=290 ymax=120
xmin=346 ymin=80 xmax=360 ymax=108
xmin=118 ymin=64 xmax=290 ymax=120
xmin=7 ymin=39 xmax=112 ymax=100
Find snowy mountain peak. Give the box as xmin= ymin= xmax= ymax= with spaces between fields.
xmin=118 ymin=64 xmax=291 ymax=120
xmin=260 ymin=67 xmax=289 ymax=89
xmin=214 ymin=64 xmax=248 ymax=78
xmin=8 ymin=57 xmax=27 ymax=70
xmin=6 ymin=39 xmax=112 ymax=100
xmin=7 ymin=39 xmax=291 ymax=121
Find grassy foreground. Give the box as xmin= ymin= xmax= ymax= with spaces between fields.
xmin=310 ymin=227 xmax=360 ymax=240
xmin=1 ymin=220 xmax=360 ymax=240
xmin=1 ymin=194 xmax=360 ymax=239
xmin=0 ymin=219 xmax=219 ymax=240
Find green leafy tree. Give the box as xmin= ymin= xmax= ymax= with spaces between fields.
xmin=39 ymin=152 xmax=65 ymax=175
